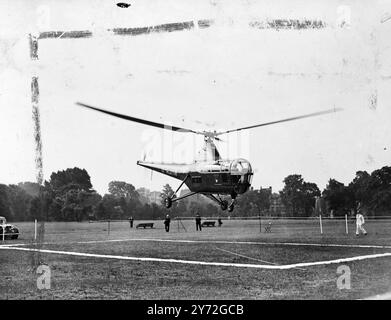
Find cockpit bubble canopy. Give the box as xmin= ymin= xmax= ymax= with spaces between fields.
xmin=229 ymin=158 xmax=253 ymax=186
xmin=230 ymin=158 xmax=252 ymax=175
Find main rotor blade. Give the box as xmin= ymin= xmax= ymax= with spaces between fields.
xmin=76 ymin=102 xmax=198 ymax=133
xmin=216 ymin=108 xmax=343 ymax=135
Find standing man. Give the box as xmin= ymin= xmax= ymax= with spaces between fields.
xmin=164 ymin=214 xmax=171 ymax=232
xmin=217 ymin=216 xmax=223 ymax=227
xmin=129 ymin=216 xmax=134 ymax=228
xmin=356 ymin=203 xmax=367 ymax=236
xmin=195 ymin=213 xmax=202 ymax=231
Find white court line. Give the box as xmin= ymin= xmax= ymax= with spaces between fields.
xmin=0 ymin=243 xmax=31 ymax=247
xmin=1 ymin=245 xmax=391 ymax=270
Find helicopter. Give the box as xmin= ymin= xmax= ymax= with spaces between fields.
xmin=77 ymin=102 xmax=341 ymax=212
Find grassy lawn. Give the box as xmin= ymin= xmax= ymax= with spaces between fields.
xmin=1 ymin=219 xmax=391 ymax=299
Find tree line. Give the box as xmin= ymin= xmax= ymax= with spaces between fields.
xmin=321 ymin=167 xmax=391 ymax=216
xmin=0 ymin=168 xmax=220 ymax=221
xmin=0 ymin=165 xmax=390 ymax=221
xmin=236 ymin=166 xmax=391 ymax=217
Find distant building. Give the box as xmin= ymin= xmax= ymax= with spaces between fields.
xmin=258 ymin=186 xmax=272 ymax=195
xmin=136 ymin=187 xmax=149 ymax=204
xmin=149 ymin=191 xmax=161 ymax=204
xmin=136 ymin=188 xmax=161 ymax=205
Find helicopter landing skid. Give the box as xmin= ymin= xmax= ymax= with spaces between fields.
xmin=165 ymin=191 xmax=198 ymax=208
xmin=202 ymin=193 xmax=233 ymax=212
xmin=165 ymin=174 xmax=193 ymax=208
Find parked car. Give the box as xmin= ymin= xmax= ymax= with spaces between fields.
xmin=0 ymin=216 xmax=19 ymax=240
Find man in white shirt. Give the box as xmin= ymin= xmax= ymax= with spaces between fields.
xmin=356 ymin=203 xmax=367 ymax=236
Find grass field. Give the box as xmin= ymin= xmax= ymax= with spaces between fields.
xmin=1 ymin=218 xmax=391 ymax=299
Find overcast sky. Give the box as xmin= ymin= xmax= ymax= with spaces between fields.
xmin=1 ymin=0 xmax=390 ymax=195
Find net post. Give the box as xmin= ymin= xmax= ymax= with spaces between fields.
xmin=345 ymin=214 xmax=349 ymax=234
xmin=34 ymin=219 xmax=37 ymax=241
xmin=319 ymin=215 xmax=323 ymax=234
xmin=259 ymin=214 xmax=261 ymax=233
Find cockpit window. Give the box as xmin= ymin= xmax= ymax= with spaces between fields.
xmin=230 ymin=159 xmax=252 ymax=175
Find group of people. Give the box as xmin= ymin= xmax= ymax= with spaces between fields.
xmin=164 ymin=213 xmax=201 ymax=232
xmin=128 ymin=202 xmax=367 ymax=236
xmin=129 ymin=213 xmax=222 ymax=232
xmin=163 ymin=213 xmax=205 ymax=232
xmin=162 ymin=213 xmax=223 ymax=232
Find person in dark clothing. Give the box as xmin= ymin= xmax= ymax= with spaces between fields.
xmin=129 ymin=216 xmax=134 ymax=228
xmin=164 ymin=214 xmax=171 ymax=232
xmin=195 ymin=213 xmax=202 ymax=231
xmin=218 ymin=217 xmax=223 ymax=227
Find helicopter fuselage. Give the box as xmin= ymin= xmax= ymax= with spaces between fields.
xmin=137 ymin=158 xmax=253 ymax=196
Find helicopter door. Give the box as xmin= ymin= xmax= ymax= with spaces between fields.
xmin=213 ymin=174 xmax=222 ymax=185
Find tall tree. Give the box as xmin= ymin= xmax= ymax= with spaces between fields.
xmin=280 ymin=174 xmax=320 ymax=216
xmin=367 ymin=166 xmax=391 ymax=215
xmin=301 ymin=182 xmax=321 ymax=216
xmin=0 ymin=184 xmax=12 ymax=218
xmin=17 ymin=182 xmax=40 ymax=197
xmin=43 ymin=167 xmax=96 ymax=221
xmin=322 ymin=179 xmax=350 ymax=216
xmin=101 ymin=194 xmax=118 ymax=219
xmin=29 ymin=196 xmax=44 ymax=220
xmin=49 ymin=167 xmax=92 ymax=192
xmin=108 ymin=181 xmax=138 ymax=199
xmin=93 ymin=201 xmax=106 ymax=220
xmin=7 ymin=185 xmax=33 ymax=221
xmin=236 ymin=189 xmax=271 ymax=216
xmin=108 ymin=181 xmax=140 ymax=218
xmin=280 ymin=175 xmax=305 ymax=216
xmin=347 ymin=170 xmax=371 ymax=214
